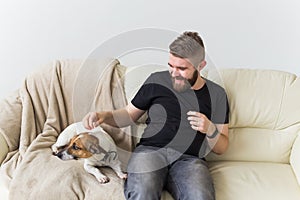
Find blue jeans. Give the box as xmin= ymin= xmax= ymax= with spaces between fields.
xmin=124 ymin=145 xmax=215 ymax=200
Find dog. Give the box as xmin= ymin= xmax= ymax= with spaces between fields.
xmin=51 ymin=122 xmax=127 ymax=183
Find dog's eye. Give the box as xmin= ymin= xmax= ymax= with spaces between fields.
xmin=57 ymin=145 xmax=68 ymax=151
xmin=72 ymin=143 xmax=81 ymax=150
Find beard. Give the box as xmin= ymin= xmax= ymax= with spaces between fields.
xmin=171 ymin=70 xmax=199 ymax=92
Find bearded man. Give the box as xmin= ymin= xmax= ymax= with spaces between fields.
xmin=83 ymin=31 xmax=230 ymax=200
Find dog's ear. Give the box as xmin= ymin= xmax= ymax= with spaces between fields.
xmin=88 ymin=143 xmax=104 ymax=154
xmin=80 ymin=133 xmax=107 ymax=154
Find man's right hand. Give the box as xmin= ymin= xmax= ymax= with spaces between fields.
xmin=82 ymin=111 xmax=106 ymax=130
xmin=82 ymin=104 xmax=145 ymax=130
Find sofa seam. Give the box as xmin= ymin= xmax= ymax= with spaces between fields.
xmin=273 ymin=75 xmax=287 ymax=130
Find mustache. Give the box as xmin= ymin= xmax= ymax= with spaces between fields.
xmin=173 ymin=76 xmax=185 ymax=80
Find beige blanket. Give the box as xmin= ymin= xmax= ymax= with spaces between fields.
xmin=0 ymin=59 xmax=132 ymax=199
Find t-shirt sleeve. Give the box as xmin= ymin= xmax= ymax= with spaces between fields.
xmin=211 ymin=88 xmax=230 ymax=124
xmin=131 ymin=75 xmax=154 ymax=111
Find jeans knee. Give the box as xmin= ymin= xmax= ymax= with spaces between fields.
xmin=124 ymin=172 xmax=165 ymax=200
xmin=174 ymin=187 xmax=215 ymax=200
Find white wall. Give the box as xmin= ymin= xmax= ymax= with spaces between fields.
xmin=0 ymin=0 xmax=300 ymax=100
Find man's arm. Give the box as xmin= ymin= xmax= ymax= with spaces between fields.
xmin=82 ymin=103 xmax=146 ymax=130
xmin=187 ymin=111 xmax=229 ymax=155
xmin=208 ymin=124 xmax=229 ymax=155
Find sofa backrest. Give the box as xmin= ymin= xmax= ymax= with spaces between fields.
xmin=205 ymin=69 xmax=300 ymax=163
xmin=123 ymin=65 xmax=300 ymax=163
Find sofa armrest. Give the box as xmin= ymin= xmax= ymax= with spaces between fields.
xmin=0 ymin=133 xmax=8 ymax=164
xmin=290 ymin=133 xmax=300 ymax=186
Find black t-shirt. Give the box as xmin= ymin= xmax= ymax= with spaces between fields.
xmin=131 ymin=71 xmax=229 ymax=157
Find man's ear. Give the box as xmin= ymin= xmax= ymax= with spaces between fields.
xmin=197 ymin=60 xmax=207 ymax=71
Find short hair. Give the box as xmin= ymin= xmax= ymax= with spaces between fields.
xmin=169 ymin=31 xmax=205 ymax=67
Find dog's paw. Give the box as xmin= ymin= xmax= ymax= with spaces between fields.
xmin=51 ymin=145 xmax=59 ymax=154
xmin=96 ymin=175 xmax=110 ymax=184
xmin=117 ymin=172 xmax=128 ymax=180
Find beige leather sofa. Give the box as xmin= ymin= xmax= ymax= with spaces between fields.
xmin=1 ymin=61 xmax=300 ymax=200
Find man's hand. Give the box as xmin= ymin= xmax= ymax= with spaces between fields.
xmin=82 ymin=112 xmax=107 ymax=130
xmin=187 ymin=111 xmax=216 ymax=135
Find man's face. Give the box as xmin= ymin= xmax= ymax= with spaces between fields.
xmin=168 ymin=54 xmax=199 ymax=92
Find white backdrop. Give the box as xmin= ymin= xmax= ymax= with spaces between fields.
xmin=0 ymin=0 xmax=300 ymax=100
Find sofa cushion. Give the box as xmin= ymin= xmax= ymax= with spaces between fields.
xmin=0 ymin=133 xmax=8 ymax=164
xmin=206 ymin=128 xmax=296 ymax=163
xmin=206 ymin=69 xmax=300 ymax=162
xmin=290 ymin=134 xmax=300 ymax=185
xmin=206 ymin=69 xmax=300 ymax=130
xmin=0 ymin=179 xmax=8 ymax=200
xmin=209 ymin=161 xmax=300 ymax=200
xmin=0 ymin=90 xmax=22 ymax=152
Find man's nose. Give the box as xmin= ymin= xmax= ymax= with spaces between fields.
xmin=170 ymin=68 xmax=180 ymax=77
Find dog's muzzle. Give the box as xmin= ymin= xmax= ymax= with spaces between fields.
xmin=54 ymin=150 xmax=77 ymax=160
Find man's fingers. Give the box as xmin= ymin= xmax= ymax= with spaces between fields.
xmin=187 ymin=111 xmax=203 ymax=117
xmin=191 ymin=125 xmax=198 ymax=131
xmin=88 ymin=114 xmax=97 ymax=129
xmin=92 ymin=119 xmax=102 ymax=129
xmin=191 ymin=125 xmax=203 ymax=132
xmin=82 ymin=112 xmax=105 ymax=130
xmin=190 ymin=120 xmax=201 ymax=126
xmin=83 ymin=112 xmax=97 ymax=130
xmin=92 ymin=122 xmax=98 ymax=129
xmin=187 ymin=111 xmax=197 ymax=116
xmin=187 ymin=111 xmax=205 ymax=120
xmin=82 ymin=114 xmax=92 ymax=130
xmin=187 ymin=116 xmax=202 ymax=121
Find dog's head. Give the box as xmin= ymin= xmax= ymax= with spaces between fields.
xmin=54 ymin=132 xmax=106 ymax=160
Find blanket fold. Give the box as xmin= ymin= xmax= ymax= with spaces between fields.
xmin=0 ymin=59 xmax=131 ymax=200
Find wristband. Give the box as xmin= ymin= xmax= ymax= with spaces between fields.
xmin=206 ymin=127 xmax=219 ymax=139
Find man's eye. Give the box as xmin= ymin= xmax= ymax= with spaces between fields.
xmin=72 ymin=144 xmax=81 ymax=150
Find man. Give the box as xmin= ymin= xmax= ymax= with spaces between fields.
xmin=83 ymin=31 xmax=229 ymax=200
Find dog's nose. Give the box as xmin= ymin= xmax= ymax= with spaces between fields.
xmin=55 ymin=151 xmax=63 ymax=159
xmin=53 ymin=150 xmax=76 ymax=160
